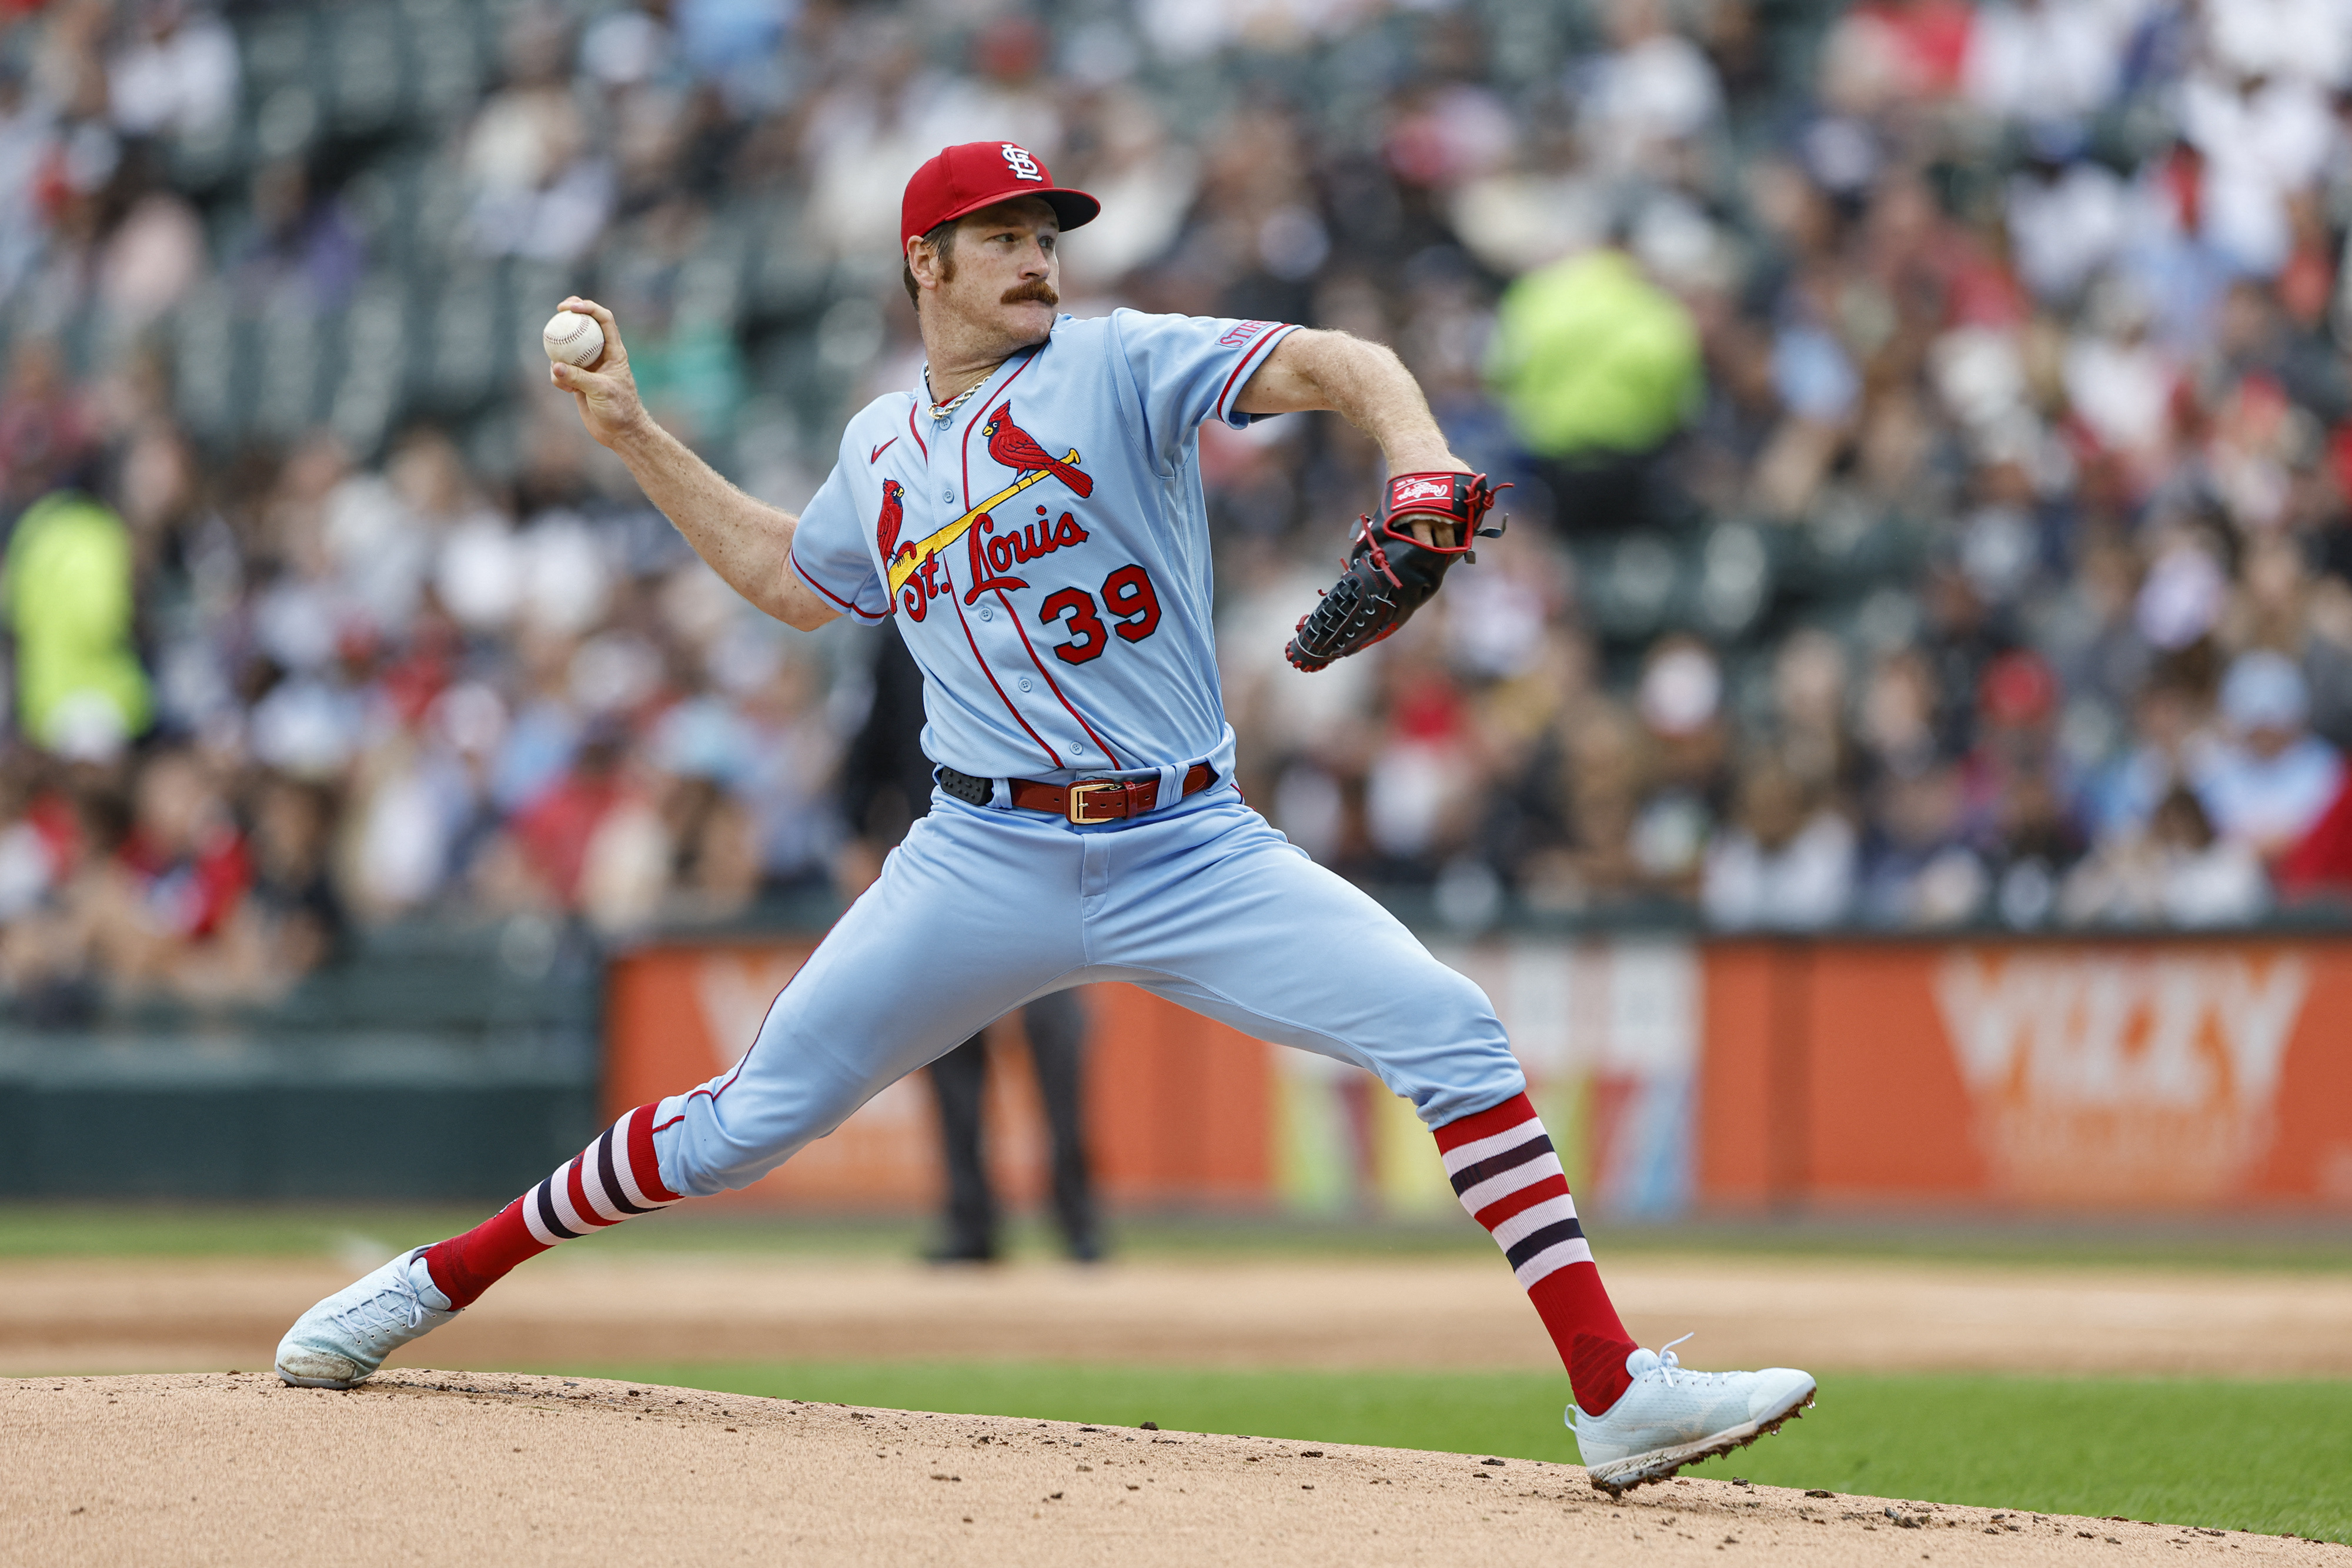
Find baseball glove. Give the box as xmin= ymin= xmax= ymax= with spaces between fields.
xmin=1285 ymin=470 xmax=1509 ymax=673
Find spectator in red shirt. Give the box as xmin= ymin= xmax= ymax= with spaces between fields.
xmin=508 ymin=728 xmax=633 ymax=908
xmin=86 ymin=748 xmax=251 ymax=995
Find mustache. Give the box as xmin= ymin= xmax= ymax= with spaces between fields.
xmin=1001 ymin=279 xmax=1060 ymax=307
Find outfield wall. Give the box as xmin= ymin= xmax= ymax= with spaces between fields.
xmin=1702 ymin=937 xmax=2352 ymax=1213
xmin=0 ymin=921 xmax=603 ymax=1201
xmin=606 ymin=932 xmax=2352 ymax=1219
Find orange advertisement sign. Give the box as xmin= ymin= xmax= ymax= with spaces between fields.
xmin=1700 ymin=937 xmax=2352 ymax=1212
xmin=1935 ymin=948 xmax=2308 ymax=1205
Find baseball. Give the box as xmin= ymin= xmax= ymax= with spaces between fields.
xmin=543 ymin=310 xmax=604 ymax=369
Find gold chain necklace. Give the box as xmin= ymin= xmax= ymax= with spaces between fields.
xmin=925 ymin=371 xmax=987 ymax=423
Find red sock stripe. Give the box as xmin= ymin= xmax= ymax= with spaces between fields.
xmin=1434 ymin=1091 xmax=1538 ymax=1152
xmin=1432 ymin=1093 xmax=1637 ymax=1417
xmin=627 ymin=1102 xmax=683 ymax=1203
xmin=565 ymin=1156 xmax=620 ymax=1228
xmin=1473 ymin=1170 xmax=1571 ymax=1231
xmin=421 ymin=1101 xmax=679 ymax=1312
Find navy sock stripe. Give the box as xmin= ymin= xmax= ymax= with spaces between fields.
xmin=1502 ymin=1216 xmax=1586 ymax=1271
xmin=534 ymin=1175 xmax=583 ymax=1241
xmin=594 ymin=1128 xmax=657 ymax=1216
xmin=1448 ymin=1132 xmax=1555 ymax=1195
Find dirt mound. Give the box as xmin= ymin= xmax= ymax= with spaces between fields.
xmin=2 ymin=1373 xmax=2335 ymax=1566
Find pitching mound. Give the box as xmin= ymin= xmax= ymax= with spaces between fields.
xmin=3 ymin=1373 xmax=2336 ymax=1566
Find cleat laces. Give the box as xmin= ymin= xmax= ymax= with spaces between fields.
xmin=1631 ymin=1333 xmax=1736 ymax=1391
xmin=1572 ymin=1331 xmax=1739 ymax=1429
xmin=1648 ymin=1332 xmax=1696 ymax=1383
xmin=329 ymin=1258 xmax=429 ymax=1346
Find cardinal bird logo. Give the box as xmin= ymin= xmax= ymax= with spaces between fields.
xmin=876 ymin=478 xmax=908 ymax=566
xmin=983 ymin=402 xmax=1093 ymax=498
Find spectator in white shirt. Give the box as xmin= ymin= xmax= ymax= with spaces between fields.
xmin=1965 ymin=0 xmax=2130 ymax=131
xmin=2176 ymin=67 xmax=2334 ymax=275
xmin=1576 ymin=0 xmax=1725 ymax=183
xmin=2060 ymin=784 xmax=2269 ymax=925
xmin=106 ymin=0 xmax=239 ymax=141
xmin=2008 ymin=151 xmax=2130 ymax=303
xmin=1702 ymin=757 xmax=1856 ymax=929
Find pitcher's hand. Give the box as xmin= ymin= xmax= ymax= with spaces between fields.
xmin=547 ymin=296 xmax=647 ymax=450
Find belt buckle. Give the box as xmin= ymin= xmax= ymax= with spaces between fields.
xmin=1065 ymin=780 xmax=1121 ymax=824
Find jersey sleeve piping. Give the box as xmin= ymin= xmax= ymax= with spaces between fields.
xmin=1213 ymin=322 xmax=1302 ymax=427
xmin=791 ymin=549 xmax=887 ymax=621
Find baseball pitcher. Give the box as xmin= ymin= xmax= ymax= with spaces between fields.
xmin=277 ymin=141 xmax=1815 ymax=1494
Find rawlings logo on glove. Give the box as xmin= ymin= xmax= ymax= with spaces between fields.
xmin=1285 ymin=471 xmax=1509 ymax=673
xmin=1389 ymin=473 xmax=1459 ymax=509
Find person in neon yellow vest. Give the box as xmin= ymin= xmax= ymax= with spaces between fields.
xmin=1488 ymin=248 xmax=1702 ymax=459
xmin=3 ymin=490 xmax=152 ymax=757
xmin=1485 ymin=246 xmax=1703 ymax=539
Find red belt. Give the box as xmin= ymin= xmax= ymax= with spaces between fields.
xmin=1010 ymin=764 xmax=1217 ymax=824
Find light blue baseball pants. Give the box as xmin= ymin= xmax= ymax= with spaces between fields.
xmin=649 ymin=784 xmax=1527 ymax=1198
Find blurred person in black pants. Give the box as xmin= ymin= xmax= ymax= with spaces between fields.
xmin=836 ymin=631 xmax=1102 ymax=1263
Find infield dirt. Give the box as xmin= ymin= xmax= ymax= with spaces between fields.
xmin=6 ymin=1252 xmax=2351 ymax=1376
xmin=4 ymin=1371 xmax=2341 ymax=1567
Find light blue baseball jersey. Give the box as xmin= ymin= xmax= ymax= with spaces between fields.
xmin=789 ymin=309 xmax=1298 ymax=782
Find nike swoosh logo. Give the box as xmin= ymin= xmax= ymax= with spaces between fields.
xmin=870 ymin=437 xmax=898 ymax=463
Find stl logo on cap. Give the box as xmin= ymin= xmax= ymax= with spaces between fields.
xmin=1000 ymin=143 xmax=1044 ymax=182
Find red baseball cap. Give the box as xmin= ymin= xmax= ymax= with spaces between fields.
xmin=1979 ymin=650 xmax=2058 ymax=727
xmin=901 ymin=141 xmax=1100 ymax=250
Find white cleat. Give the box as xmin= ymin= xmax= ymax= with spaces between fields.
xmin=275 ymin=1247 xmax=459 ymax=1389
xmin=1570 ymin=1335 xmax=1816 ymax=1496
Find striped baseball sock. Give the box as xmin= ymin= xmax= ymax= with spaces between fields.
xmin=420 ymin=1102 xmax=685 ymax=1309
xmin=1436 ymin=1091 xmax=1638 ymax=1415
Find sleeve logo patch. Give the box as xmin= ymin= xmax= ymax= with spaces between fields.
xmin=1218 ymin=319 xmax=1274 ymax=347
xmin=1001 ymin=144 xmax=1044 ymax=182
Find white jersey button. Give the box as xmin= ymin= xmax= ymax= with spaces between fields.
xmin=941 ymin=489 xmax=955 ymax=502
xmin=1018 ymin=677 xmax=1034 ymax=693
xmin=978 ymin=606 xmax=994 ymax=621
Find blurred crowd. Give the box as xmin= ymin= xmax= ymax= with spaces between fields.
xmin=4 ymin=0 xmax=2352 ymax=1008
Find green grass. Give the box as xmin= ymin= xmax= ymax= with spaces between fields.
xmin=537 ymin=1360 xmax=2352 ymax=1544
xmin=5 ymin=1202 xmax=2350 ymax=1273
xmin=0 ymin=1204 xmax=1492 ymax=1262
xmin=0 ymin=1203 xmax=922 ymax=1261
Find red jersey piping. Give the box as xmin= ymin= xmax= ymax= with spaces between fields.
xmin=1214 ymin=322 xmax=1300 ymax=425
xmin=949 ymin=580 xmax=1063 ymax=769
xmin=792 ymin=550 xmax=886 ymax=620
